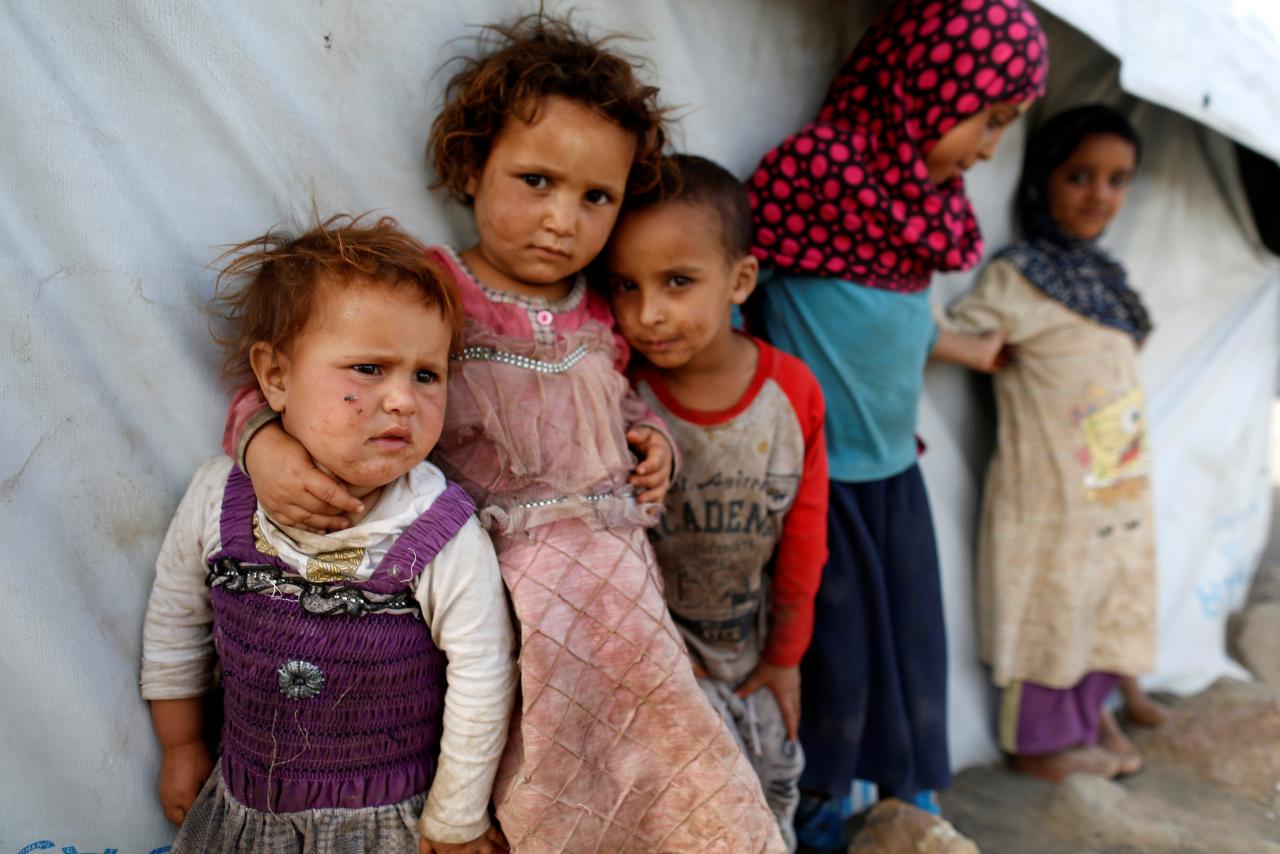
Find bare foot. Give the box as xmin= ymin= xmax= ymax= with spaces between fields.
xmin=1120 ymin=677 xmax=1171 ymax=727
xmin=1099 ymin=709 xmax=1144 ymax=776
xmin=1106 ymin=748 xmax=1143 ymax=776
xmin=1008 ymin=746 xmax=1122 ymax=783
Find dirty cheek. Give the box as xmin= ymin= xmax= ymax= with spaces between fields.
xmin=315 ymin=384 xmax=364 ymax=436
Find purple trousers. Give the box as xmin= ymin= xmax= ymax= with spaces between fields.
xmin=999 ymin=672 xmax=1121 ymax=755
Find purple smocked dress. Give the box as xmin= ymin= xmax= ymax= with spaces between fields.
xmin=172 ymin=467 xmax=474 ymax=853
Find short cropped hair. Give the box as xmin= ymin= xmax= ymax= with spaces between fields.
xmin=211 ymin=213 xmax=462 ymax=387
xmin=428 ymin=13 xmax=668 ymax=203
xmin=624 ymin=153 xmax=752 ymax=260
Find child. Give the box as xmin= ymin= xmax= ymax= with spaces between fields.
xmin=743 ymin=0 xmax=1048 ymax=846
xmin=602 ymin=154 xmax=830 ymax=851
xmin=225 ymin=17 xmax=784 ymax=853
xmin=140 ymin=215 xmax=517 ymax=853
xmin=941 ymin=104 xmax=1160 ymax=781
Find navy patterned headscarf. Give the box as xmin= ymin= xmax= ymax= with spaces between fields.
xmin=996 ymin=104 xmax=1153 ymax=344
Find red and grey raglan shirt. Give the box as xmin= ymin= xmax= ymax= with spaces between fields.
xmin=631 ymin=334 xmax=828 ymax=684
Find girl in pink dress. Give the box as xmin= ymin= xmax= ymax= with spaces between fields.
xmin=226 ymin=15 xmax=782 ymax=854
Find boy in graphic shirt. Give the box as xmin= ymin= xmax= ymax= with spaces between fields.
xmin=603 ymin=154 xmax=829 ymax=852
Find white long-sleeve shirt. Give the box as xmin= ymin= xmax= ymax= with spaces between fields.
xmin=141 ymin=456 xmax=516 ymax=844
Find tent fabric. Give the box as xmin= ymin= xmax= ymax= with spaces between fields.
xmin=1035 ymin=0 xmax=1280 ymax=164
xmin=1 ymin=2 xmax=1275 ymax=850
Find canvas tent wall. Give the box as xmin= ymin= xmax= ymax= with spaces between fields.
xmin=1 ymin=1 xmax=1276 ymax=849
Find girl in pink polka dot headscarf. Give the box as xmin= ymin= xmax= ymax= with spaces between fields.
xmin=747 ymin=0 xmax=1048 ymax=290
xmin=745 ymin=1 xmax=1047 ymax=847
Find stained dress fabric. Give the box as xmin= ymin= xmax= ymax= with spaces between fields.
xmin=429 ymin=248 xmax=784 ymax=853
xmin=202 ymin=468 xmax=462 ymax=817
xmin=947 ymin=259 xmax=1157 ymax=689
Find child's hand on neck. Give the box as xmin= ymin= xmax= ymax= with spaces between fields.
xmin=318 ymin=464 xmax=383 ymax=528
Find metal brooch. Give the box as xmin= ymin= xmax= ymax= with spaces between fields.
xmin=277 ymin=659 xmax=325 ymax=700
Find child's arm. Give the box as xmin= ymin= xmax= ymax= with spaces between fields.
xmin=150 ymin=698 xmax=213 ymax=825
xmin=414 ymin=516 xmax=517 ymax=850
xmin=224 ymin=387 xmax=364 ymax=532
xmin=932 ymin=328 xmax=1009 ymax=373
xmin=736 ymin=362 xmax=830 ymax=741
xmin=141 ymin=458 xmax=227 ymax=823
xmin=625 ymin=423 xmax=675 ymax=504
xmin=941 ymin=259 xmax=1058 ymax=358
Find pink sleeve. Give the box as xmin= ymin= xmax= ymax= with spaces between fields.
xmin=222 ymin=386 xmax=271 ymax=463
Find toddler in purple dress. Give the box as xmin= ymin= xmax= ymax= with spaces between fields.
xmin=141 ymin=215 xmax=516 ymax=853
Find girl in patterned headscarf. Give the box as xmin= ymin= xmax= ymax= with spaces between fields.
xmin=943 ymin=104 xmax=1163 ymax=784
xmin=744 ymin=0 xmax=1048 ymax=846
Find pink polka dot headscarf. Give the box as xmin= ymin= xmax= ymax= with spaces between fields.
xmin=746 ymin=0 xmax=1048 ymax=292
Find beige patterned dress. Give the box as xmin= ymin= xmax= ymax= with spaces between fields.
xmin=948 ymin=259 xmax=1157 ymax=690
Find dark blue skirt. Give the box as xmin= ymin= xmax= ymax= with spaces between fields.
xmin=798 ymin=464 xmax=952 ymax=799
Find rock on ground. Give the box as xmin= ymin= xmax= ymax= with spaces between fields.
xmin=1128 ymin=677 xmax=1280 ymax=799
xmin=846 ymin=799 xmax=978 ymax=854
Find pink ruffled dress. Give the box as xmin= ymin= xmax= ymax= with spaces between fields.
xmin=430 ymin=247 xmax=782 ymax=853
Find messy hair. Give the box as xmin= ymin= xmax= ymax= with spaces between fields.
xmin=211 ymin=213 xmax=463 ymax=387
xmin=428 ymin=13 xmax=668 ymax=203
xmin=624 ymin=153 xmax=752 ymax=260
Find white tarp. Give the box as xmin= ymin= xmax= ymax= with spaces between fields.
xmin=1035 ymin=0 xmax=1280 ymax=164
xmin=2 ymin=1 xmax=1276 ymax=849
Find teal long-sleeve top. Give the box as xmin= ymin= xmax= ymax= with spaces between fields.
xmin=759 ymin=273 xmax=938 ymax=483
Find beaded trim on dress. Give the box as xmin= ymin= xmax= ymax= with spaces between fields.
xmin=440 ymin=245 xmax=587 ymax=311
xmin=452 ymin=344 xmax=590 ymax=374
xmin=206 ymin=558 xmax=421 ymax=618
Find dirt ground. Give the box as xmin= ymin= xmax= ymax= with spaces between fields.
xmin=940 ymin=680 xmax=1280 ymax=853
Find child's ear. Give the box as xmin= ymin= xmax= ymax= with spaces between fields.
xmin=249 ymin=341 xmax=289 ymax=413
xmin=729 ymin=254 xmax=759 ymax=306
